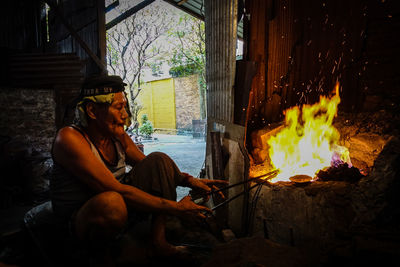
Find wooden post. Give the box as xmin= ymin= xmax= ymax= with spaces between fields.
xmin=210 ymin=131 xmax=228 ymax=228
xmin=97 ymin=0 xmax=106 ymax=70
xmin=210 ymin=131 xmax=224 ymax=179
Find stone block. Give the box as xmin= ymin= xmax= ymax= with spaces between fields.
xmin=250 ymin=124 xmax=283 ymax=164
xmin=221 ymin=228 xmax=236 ymax=242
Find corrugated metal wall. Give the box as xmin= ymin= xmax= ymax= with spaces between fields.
xmin=0 ymin=0 xmax=45 ymax=51
xmin=205 ymin=0 xmax=238 ymax=122
xmin=246 ymin=0 xmax=382 ymax=131
xmin=264 ymin=0 xmax=296 ymax=121
xmin=49 ymin=0 xmax=105 ymax=75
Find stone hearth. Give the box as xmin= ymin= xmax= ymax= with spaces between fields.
xmin=249 ymin=111 xmax=400 ymax=251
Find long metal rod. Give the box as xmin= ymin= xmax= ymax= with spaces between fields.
xmin=204 ymin=169 xmax=278 ymax=196
xmin=192 ymin=170 xmax=278 ymax=208
xmin=211 ymin=182 xmax=265 ymax=211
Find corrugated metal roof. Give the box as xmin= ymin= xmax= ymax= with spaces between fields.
xmin=163 ymin=0 xmax=243 ymax=39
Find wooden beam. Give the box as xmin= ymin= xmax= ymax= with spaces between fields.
xmin=105 ymin=0 xmax=119 ymax=13
xmin=163 ymin=0 xmax=205 ymax=21
xmin=178 ymin=0 xmax=189 ymax=5
xmin=106 ymin=0 xmax=155 ymax=30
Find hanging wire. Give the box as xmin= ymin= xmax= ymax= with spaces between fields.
xmin=247 ymin=183 xmax=263 ymax=235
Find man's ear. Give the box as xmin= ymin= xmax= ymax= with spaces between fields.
xmin=86 ymin=102 xmax=97 ymax=120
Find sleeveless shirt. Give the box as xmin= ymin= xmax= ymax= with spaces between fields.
xmin=50 ymin=125 xmax=126 ymax=219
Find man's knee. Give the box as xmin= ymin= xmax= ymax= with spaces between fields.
xmin=76 ymin=191 xmax=128 ymax=240
xmin=94 ymin=191 xmax=128 ymax=228
xmin=146 ymin=152 xmax=171 ymax=164
xmin=144 ymin=152 xmax=176 ymax=174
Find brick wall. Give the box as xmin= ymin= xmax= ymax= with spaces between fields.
xmin=0 ymin=88 xmax=56 ymax=155
xmin=174 ymin=75 xmax=201 ymax=130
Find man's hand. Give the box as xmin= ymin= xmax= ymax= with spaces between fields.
xmin=176 ymin=196 xmax=212 ymax=223
xmin=181 ymin=173 xmax=229 ymax=201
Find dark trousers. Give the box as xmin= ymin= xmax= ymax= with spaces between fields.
xmin=126 ymin=152 xmax=185 ymax=201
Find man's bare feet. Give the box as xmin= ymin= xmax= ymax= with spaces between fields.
xmin=153 ymin=240 xmax=188 ymax=257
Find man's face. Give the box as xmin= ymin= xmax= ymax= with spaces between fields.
xmin=96 ymin=92 xmax=128 ymax=137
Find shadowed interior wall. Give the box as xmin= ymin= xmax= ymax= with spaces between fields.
xmin=246 ymin=0 xmax=400 ymax=134
xmin=0 ymin=88 xmax=56 ymax=154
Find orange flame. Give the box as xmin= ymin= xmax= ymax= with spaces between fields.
xmin=267 ymin=82 xmax=351 ymax=182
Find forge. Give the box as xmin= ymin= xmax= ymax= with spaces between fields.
xmin=247 ymin=103 xmax=399 ymax=250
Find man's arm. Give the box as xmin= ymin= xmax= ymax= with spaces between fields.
xmin=180 ymin=172 xmax=229 ymax=200
xmin=53 ymin=127 xmax=208 ymax=217
xmin=118 ymin=132 xmax=146 ymax=165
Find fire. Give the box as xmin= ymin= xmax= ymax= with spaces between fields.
xmin=267 ymin=82 xmax=351 ymax=182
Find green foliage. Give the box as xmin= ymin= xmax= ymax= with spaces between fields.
xmin=167 ymin=13 xmax=207 ymax=119
xmin=167 ymin=14 xmax=205 ymax=78
xmin=148 ymin=61 xmax=164 ymax=77
xmin=139 ymin=114 xmax=154 ymax=137
xmin=141 ymin=114 xmax=149 ymax=123
xmin=169 ymin=63 xmax=197 ymax=77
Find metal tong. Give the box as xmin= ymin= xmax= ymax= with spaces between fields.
xmin=193 ymin=169 xmax=279 ymax=210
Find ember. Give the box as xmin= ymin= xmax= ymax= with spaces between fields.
xmin=266 ymin=82 xmax=352 ymax=182
xmin=316 ymin=163 xmax=364 ymax=183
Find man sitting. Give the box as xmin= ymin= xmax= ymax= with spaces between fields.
xmin=50 ymin=75 xmax=225 ymax=262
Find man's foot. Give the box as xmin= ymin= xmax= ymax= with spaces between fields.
xmin=153 ymin=241 xmax=188 ymax=257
